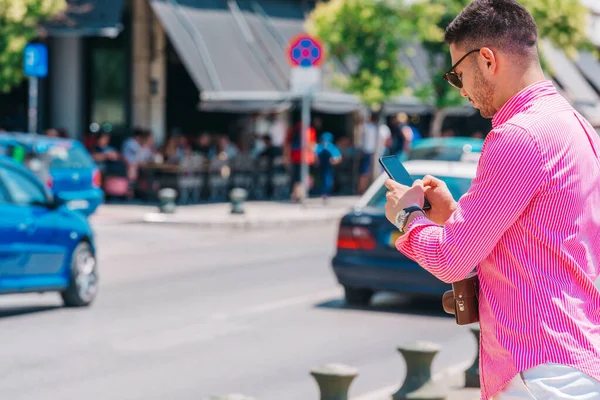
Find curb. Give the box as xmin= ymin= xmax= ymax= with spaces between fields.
xmin=135 ymin=212 xmax=345 ymax=229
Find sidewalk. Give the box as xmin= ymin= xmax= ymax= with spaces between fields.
xmin=90 ymin=196 xmax=360 ymax=229
xmin=352 ymin=363 xmax=480 ymax=400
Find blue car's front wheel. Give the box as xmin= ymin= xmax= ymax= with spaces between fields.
xmin=61 ymin=242 xmax=98 ymax=307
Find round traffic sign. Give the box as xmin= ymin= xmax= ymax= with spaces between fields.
xmin=286 ymin=34 xmax=324 ymax=68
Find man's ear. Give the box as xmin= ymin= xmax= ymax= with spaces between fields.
xmin=480 ymin=47 xmax=497 ymax=73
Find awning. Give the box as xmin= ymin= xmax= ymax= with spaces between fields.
xmin=575 ymin=52 xmax=600 ymax=92
xmin=199 ymin=90 xmax=363 ymax=114
xmin=199 ymin=91 xmax=292 ymax=113
xmin=541 ymin=41 xmax=600 ymax=126
xmin=542 ymin=41 xmax=600 ymax=103
xmin=151 ymin=0 xmax=283 ymax=94
xmin=152 ymin=0 xmax=429 ymax=114
xmin=43 ymin=0 xmax=125 ymax=38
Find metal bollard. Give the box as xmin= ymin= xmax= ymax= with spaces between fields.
xmin=465 ymin=324 xmax=481 ymax=388
xmin=201 ymin=395 xmax=256 ymax=400
xmin=393 ymin=341 xmax=448 ymax=400
xmin=310 ymin=363 xmax=358 ymax=400
xmin=230 ymin=188 xmax=248 ymax=214
xmin=158 ymin=188 xmax=177 ymax=214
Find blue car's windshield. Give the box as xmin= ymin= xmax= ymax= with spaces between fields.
xmin=367 ymin=174 xmax=473 ymax=208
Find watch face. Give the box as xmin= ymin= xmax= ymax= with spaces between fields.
xmin=396 ymin=210 xmax=408 ymax=229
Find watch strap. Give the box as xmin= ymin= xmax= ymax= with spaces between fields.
xmin=399 ymin=206 xmax=425 ymax=233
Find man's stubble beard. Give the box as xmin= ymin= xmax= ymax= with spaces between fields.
xmin=472 ymin=64 xmax=496 ymax=119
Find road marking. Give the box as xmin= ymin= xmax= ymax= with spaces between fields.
xmin=351 ymin=359 xmax=474 ymax=400
xmin=210 ymin=287 xmax=343 ymax=320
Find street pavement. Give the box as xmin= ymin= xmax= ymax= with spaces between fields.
xmin=0 ymin=210 xmax=480 ymax=400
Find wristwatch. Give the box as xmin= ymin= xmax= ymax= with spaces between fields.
xmin=395 ymin=206 xmax=425 ymax=234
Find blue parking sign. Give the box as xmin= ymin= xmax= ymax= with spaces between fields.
xmin=24 ymin=43 xmax=48 ymax=78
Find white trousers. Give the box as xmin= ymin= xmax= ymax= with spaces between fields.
xmin=492 ymin=363 xmax=600 ymax=399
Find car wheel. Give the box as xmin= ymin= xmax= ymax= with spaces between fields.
xmin=61 ymin=242 xmax=98 ymax=307
xmin=344 ymin=286 xmax=374 ymax=306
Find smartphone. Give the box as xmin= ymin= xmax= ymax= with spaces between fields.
xmin=378 ymin=155 xmax=432 ymax=210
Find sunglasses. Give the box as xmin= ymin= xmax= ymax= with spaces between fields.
xmin=443 ymin=48 xmax=481 ymax=89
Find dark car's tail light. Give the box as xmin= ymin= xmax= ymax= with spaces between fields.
xmin=337 ymin=226 xmax=377 ymax=250
xmin=92 ymin=169 xmax=102 ymax=188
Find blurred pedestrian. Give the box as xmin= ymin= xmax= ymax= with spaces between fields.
xmin=163 ymin=133 xmax=189 ymax=164
xmin=92 ymin=131 xmax=119 ymax=165
xmin=315 ymin=132 xmax=341 ymax=203
xmin=57 ymin=128 xmax=69 ymax=138
xmin=45 ymin=128 xmax=59 ymax=138
xmin=358 ymin=112 xmax=390 ymax=194
xmin=92 ymin=131 xmax=126 ymax=178
xmin=121 ymin=128 xmax=151 ymax=183
xmin=384 ymin=1 xmax=600 ymax=399
xmin=390 ymin=113 xmax=413 ymax=156
xmin=283 ymin=113 xmax=317 ymax=202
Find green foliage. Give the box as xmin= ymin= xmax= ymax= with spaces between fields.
xmin=0 ymin=0 xmax=66 ymax=93
xmin=411 ymin=0 xmax=595 ymax=109
xmin=525 ymin=0 xmax=595 ymax=58
xmin=307 ymin=0 xmax=419 ymax=110
xmin=308 ymin=0 xmax=595 ymax=113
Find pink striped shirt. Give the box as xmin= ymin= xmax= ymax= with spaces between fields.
xmin=396 ymin=80 xmax=600 ymax=399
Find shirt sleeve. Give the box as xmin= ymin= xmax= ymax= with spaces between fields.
xmin=395 ymin=124 xmax=547 ymax=283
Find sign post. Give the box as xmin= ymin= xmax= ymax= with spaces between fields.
xmin=23 ymin=43 xmax=48 ymax=134
xmin=286 ymin=34 xmax=324 ymax=202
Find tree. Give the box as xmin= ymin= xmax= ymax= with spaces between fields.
xmin=306 ymin=0 xmax=443 ymax=111
xmin=0 ymin=0 xmax=67 ymax=93
xmin=308 ymin=0 xmax=595 ymax=137
xmin=412 ymin=0 xmax=596 ymax=137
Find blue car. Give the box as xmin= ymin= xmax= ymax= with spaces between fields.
xmin=0 ymin=156 xmax=98 ymax=307
xmin=331 ymin=160 xmax=476 ymax=306
xmin=0 ymin=133 xmax=104 ymax=216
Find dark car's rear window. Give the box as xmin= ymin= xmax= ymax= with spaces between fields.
xmin=46 ymin=144 xmax=94 ymax=169
xmin=367 ymin=175 xmax=473 ymax=208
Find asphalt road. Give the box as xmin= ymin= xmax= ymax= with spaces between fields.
xmin=0 ymin=220 xmax=477 ymax=400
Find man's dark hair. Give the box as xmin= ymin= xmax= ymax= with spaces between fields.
xmin=445 ymin=0 xmax=538 ymax=60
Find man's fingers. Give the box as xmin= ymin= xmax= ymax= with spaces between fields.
xmin=422 ymin=174 xmax=439 ymax=186
xmin=384 ymin=179 xmax=396 ymax=190
xmin=413 ymin=179 xmax=424 ymax=188
xmin=385 ymin=179 xmax=406 ymax=191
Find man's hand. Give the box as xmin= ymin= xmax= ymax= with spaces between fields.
xmin=422 ymin=175 xmax=458 ymax=226
xmin=384 ymin=179 xmax=425 ymax=227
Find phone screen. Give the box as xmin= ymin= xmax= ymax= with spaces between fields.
xmin=378 ymin=155 xmax=432 ymax=210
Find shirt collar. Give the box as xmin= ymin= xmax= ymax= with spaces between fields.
xmin=492 ymin=80 xmax=557 ymax=128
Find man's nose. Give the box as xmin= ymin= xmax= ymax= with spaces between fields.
xmin=460 ymin=88 xmax=469 ymax=98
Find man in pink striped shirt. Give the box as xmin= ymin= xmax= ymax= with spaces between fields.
xmin=384 ymin=0 xmax=600 ymax=399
